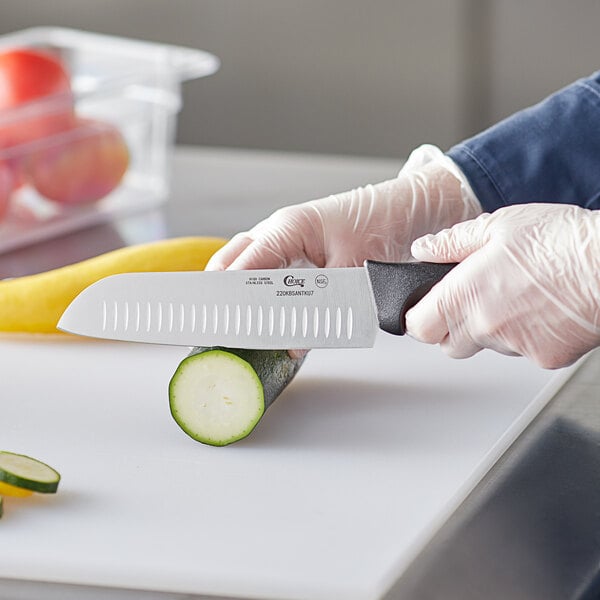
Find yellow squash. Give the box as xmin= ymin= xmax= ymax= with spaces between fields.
xmin=0 ymin=481 xmax=33 ymax=498
xmin=0 ymin=236 xmax=226 ymax=333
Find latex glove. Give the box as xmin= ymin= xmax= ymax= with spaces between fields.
xmin=206 ymin=145 xmax=482 ymax=271
xmin=405 ymin=203 xmax=600 ymax=369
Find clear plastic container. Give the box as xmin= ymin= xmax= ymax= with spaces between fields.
xmin=0 ymin=27 xmax=219 ymax=252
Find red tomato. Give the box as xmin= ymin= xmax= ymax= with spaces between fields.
xmin=0 ymin=49 xmax=71 ymax=107
xmin=26 ymin=118 xmax=130 ymax=205
xmin=0 ymin=49 xmax=75 ymax=150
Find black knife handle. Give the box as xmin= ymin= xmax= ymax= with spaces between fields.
xmin=364 ymin=260 xmax=457 ymax=336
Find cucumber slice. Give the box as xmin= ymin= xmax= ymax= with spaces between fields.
xmin=0 ymin=451 xmax=60 ymax=493
xmin=169 ymin=347 xmax=305 ymax=446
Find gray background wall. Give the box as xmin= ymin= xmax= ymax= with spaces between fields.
xmin=0 ymin=0 xmax=598 ymax=158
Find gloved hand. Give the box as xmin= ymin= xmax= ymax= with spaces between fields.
xmin=206 ymin=145 xmax=482 ymax=271
xmin=405 ymin=203 xmax=600 ymax=369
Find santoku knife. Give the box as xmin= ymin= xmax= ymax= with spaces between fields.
xmin=57 ymin=261 xmax=456 ymax=349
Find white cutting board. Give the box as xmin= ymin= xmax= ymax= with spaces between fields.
xmin=0 ymin=332 xmax=561 ymax=599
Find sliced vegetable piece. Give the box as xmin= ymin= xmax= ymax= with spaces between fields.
xmin=169 ymin=347 xmax=306 ymax=446
xmin=0 ymin=451 xmax=60 ymax=493
xmin=0 ymin=480 xmax=34 ymax=497
xmin=0 ymin=495 xmax=3 ymax=518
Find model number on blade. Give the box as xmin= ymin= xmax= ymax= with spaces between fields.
xmin=276 ymin=289 xmax=315 ymax=296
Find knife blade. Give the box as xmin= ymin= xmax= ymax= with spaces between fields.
xmin=57 ymin=260 xmax=456 ymax=349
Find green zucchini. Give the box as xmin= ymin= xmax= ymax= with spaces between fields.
xmin=0 ymin=451 xmax=61 ymax=493
xmin=169 ymin=347 xmax=306 ymax=446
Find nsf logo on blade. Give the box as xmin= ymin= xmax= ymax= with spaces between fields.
xmin=283 ymin=275 xmax=305 ymax=288
xmin=315 ymin=274 xmax=329 ymax=288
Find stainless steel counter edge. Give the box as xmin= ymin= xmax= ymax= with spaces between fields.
xmin=0 ymin=577 xmax=224 ymax=600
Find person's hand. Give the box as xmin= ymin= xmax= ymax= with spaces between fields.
xmin=405 ymin=203 xmax=600 ymax=369
xmin=206 ymin=145 xmax=482 ymax=271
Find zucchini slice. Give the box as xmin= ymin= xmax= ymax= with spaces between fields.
xmin=169 ymin=347 xmax=305 ymax=446
xmin=0 ymin=451 xmax=60 ymax=493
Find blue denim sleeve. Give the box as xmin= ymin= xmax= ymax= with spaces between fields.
xmin=447 ymin=71 xmax=600 ymax=212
